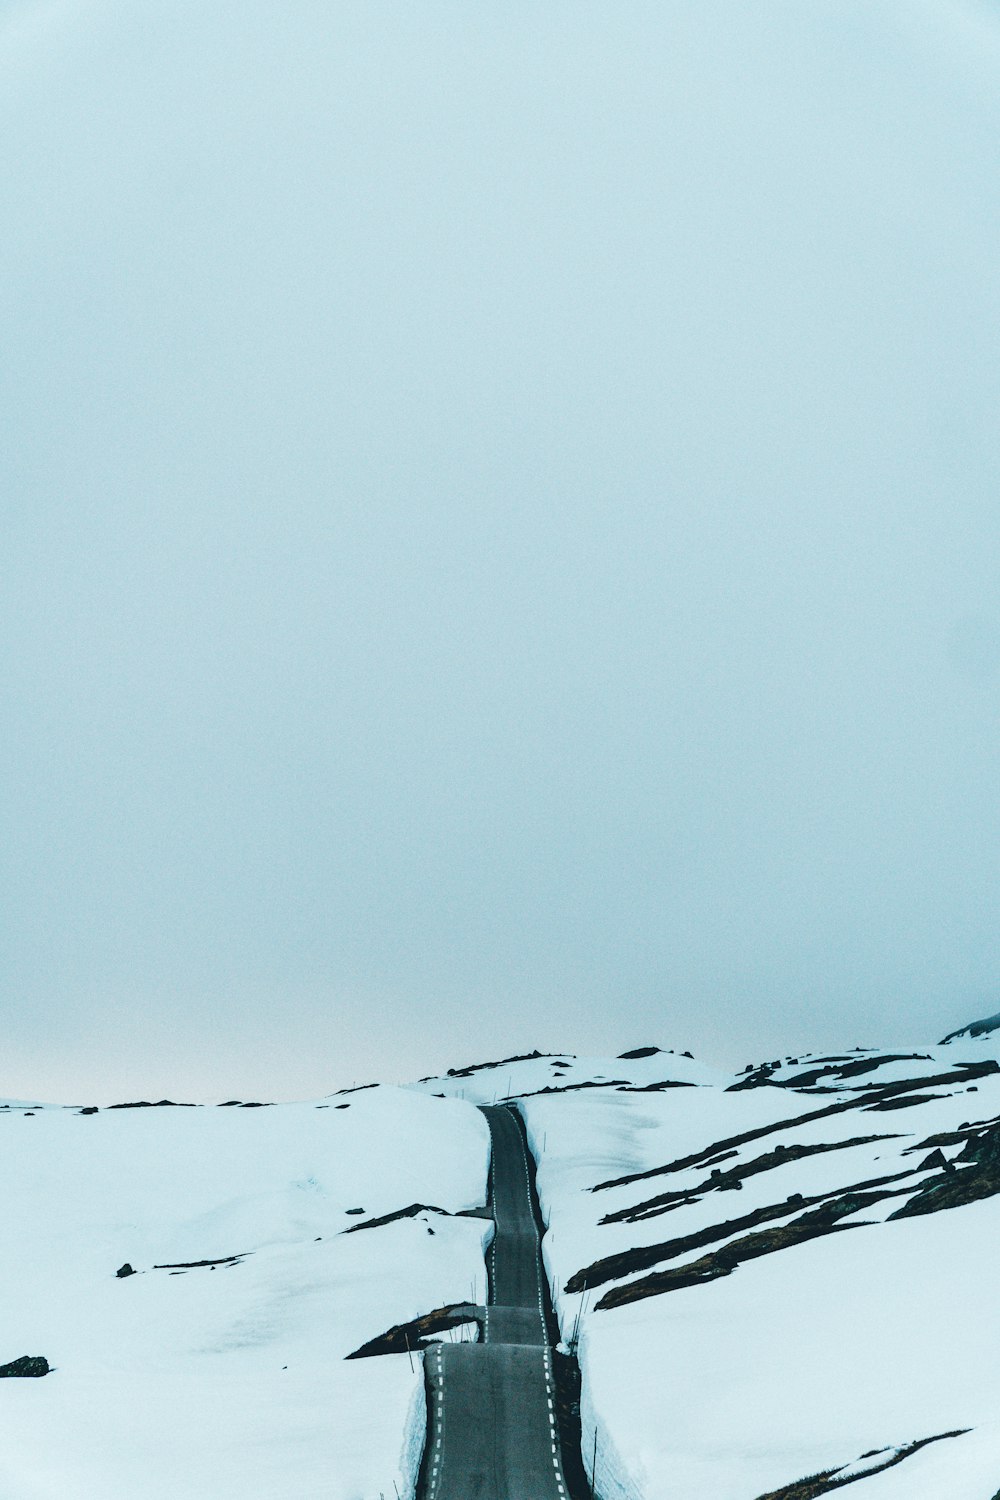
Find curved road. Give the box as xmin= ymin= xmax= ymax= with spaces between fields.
xmin=422 ymin=1105 xmax=569 ymax=1500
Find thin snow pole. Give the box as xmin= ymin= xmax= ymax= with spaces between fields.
xmin=573 ymin=1278 xmax=588 ymax=1349
xmin=591 ymin=1428 xmax=598 ymax=1500
xmin=404 ymin=1331 xmax=413 ymax=1373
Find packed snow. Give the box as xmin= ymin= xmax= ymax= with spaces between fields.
xmin=0 ymin=1087 xmax=490 ymax=1500
xmin=5 ymin=1030 xmax=1000 ymax=1499
xmin=499 ymin=1040 xmax=1000 ymax=1500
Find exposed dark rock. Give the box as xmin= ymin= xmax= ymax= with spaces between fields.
xmin=727 ymin=1065 xmax=778 ymax=1092
xmin=891 ymin=1120 xmax=1000 ymax=1220
xmin=153 ymin=1253 xmax=247 ymax=1270
xmin=0 ymin=1356 xmax=49 ymax=1378
xmin=444 ymin=1050 xmax=548 ymax=1079
xmin=600 ymin=1134 xmax=900 ymax=1225
xmin=345 ymin=1207 xmax=364 ymax=1215
xmin=750 ymin=1428 xmax=969 ymax=1498
xmin=617 ymin=1046 xmax=661 ymax=1060
xmin=617 ymin=1080 xmax=697 ymax=1093
xmin=939 ymin=1010 xmax=1000 ymax=1044
xmin=793 ymin=1181 xmax=913 ymax=1227
xmin=594 ymin=1108 xmax=849 ymax=1192
xmin=903 ymin=1113 xmax=1000 ymax=1154
xmin=956 ymin=1126 xmax=1000 ymax=1166
xmin=519 ymin=1079 xmax=630 ymax=1098
xmin=864 ymin=1093 xmax=945 ymax=1111
xmin=79 ymin=1106 xmax=99 ymax=1115
xmin=116 ymin=1263 xmax=136 ymax=1279
xmin=108 ymin=1100 xmax=200 ymax=1110
xmin=593 ymin=1062 xmax=999 ymax=1193
xmin=596 ymin=1219 xmax=862 ymax=1308
xmin=596 ymin=1171 xmax=924 ymax=1311
xmin=347 ymin=1303 xmax=480 ymax=1358
xmin=574 ymin=1167 xmax=919 ymax=1296
xmin=777 ymin=1054 xmax=930 ymax=1090
xmin=342 ymin=1203 xmax=448 ymax=1234
xmin=571 ymin=1200 xmax=831 ymax=1294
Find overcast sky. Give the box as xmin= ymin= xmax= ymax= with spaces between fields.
xmin=2 ymin=0 xmax=999 ymax=1101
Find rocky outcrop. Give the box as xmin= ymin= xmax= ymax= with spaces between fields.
xmin=347 ymin=1303 xmax=481 ymax=1358
xmin=0 ymin=1356 xmax=49 ymax=1378
xmin=939 ymin=1010 xmax=1000 ymax=1044
xmin=891 ymin=1120 xmax=1000 ymax=1220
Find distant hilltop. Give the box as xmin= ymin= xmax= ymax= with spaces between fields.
xmin=940 ymin=1010 xmax=1000 ymax=1045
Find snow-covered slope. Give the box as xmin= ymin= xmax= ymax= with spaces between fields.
xmin=497 ymin=1040 xmax=1000 ymax=1500
xmin=5 ymin=1029 xmax=1000 ymax=1499
xmin=0 ymin=1086 xmax=490 ymax=1500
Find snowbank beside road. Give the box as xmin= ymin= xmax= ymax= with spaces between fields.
xmin=578 ymin=1199 xmax=1000 ymax=1499
xmin=519 ymin=1047 xmax=1000 ymax=1499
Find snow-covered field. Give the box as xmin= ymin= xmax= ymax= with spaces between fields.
xmin=4 ymin=1025 xmax=1000 ymax=1500
xmin=0 ymin=1086 xmax=490 ymax=1500
xmin=489 ymin=1035 xmax=1000 ymax=1500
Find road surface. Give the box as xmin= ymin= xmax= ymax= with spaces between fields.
xmin=421 ymin=1104 xmax=570 ymax=1500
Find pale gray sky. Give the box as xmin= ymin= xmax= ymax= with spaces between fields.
xmin=2 ymin=0 xmax=999 ymax=1101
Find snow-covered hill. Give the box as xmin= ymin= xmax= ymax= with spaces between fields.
xmin=420 ymin=1034 xmax=1000 ymax=1500
xmin=0 ymin=1086 xmax=490 ymax=1500
xmin=4 ymin=1022 xmax=1000 ymax=1498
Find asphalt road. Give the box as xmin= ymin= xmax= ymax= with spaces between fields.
xmin=422 ymin=1105 xmax=569 ymax=1500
